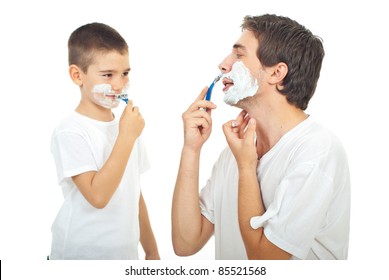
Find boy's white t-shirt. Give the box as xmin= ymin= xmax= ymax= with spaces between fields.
xmin=50 ymin=111 xmax=150 ymax=260
xmin=200 ymin=117 xmax=350 ymax=260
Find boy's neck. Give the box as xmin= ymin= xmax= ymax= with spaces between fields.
xmin=75 ymin=101 xmax=115 ymax=122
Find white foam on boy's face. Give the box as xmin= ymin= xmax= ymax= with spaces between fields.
xmin=223 ymin=61 xmax=259 ymax=105
xmin=91 ymin=83 xmax=129 ymax=109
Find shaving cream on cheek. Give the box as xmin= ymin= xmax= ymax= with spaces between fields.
xmin=223 ymin=61 xmax=259 ymax=105
xmin=91 ymin=83 xmax=129 ymax=109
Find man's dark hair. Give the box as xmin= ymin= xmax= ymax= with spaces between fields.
xmin=242 ymin=14 xmax=325 ymax=110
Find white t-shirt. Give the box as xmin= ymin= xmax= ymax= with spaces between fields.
xmin=50 ymin=112 xmax=150 ymax=260
xmin=200 ymin=117 xmax=350 ymax=260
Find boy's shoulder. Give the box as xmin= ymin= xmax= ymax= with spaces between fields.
xmin=54 ymin=112 xmax=86 ymax=133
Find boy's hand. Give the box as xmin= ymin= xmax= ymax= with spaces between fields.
xmin=181 ymin=87 xmax=217 ymax=152
xmin=119 ymin=100 xmax=145 ymax=142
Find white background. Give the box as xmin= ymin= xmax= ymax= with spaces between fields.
xmin=1 ymin=0 xmax=388 ymax=278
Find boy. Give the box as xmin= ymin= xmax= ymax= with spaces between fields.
xmin=50 ymin=23 xmax=159 ymax=260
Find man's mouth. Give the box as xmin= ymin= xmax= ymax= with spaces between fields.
xmin=222 ymin=78 xmax=234 ymax=92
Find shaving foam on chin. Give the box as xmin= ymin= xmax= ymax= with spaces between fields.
xmin=223 ymin=61 xmax=259 ymax=105
xmin=91 ymin=83 xmax=129 ymax=109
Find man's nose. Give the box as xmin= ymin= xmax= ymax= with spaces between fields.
xmin=218 ymin=55 xmax=236 ymax=74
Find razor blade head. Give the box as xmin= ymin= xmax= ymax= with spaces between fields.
xmin=213 ymin=73 xmax=223 ymax=83
xmin=116 ymin=93 xmax=128 ymax=99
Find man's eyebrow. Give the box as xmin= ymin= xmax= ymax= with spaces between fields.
xmin=233 ymin=44 xmax=247 ymax=51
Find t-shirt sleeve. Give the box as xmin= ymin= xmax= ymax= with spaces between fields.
xmin=199 ymin=147 xmax=233 ymax=225
xmin=250 ymin=163 xmax=333 ymax=259
xmin=136 ymin=136 xmax=150 ymax=174
xmin=51 ymin=130 xmax=97 ymax=185
xmin=199 ymin=147 xmax=231 ymax=225
xmin=199 ymin=177 xmax=215 ymax=224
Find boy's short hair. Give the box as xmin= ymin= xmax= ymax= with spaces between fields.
xmin=242 ymin=14 xmax=325 ymax=110
xmin=68 ymin=22 xmax=128 ymax=73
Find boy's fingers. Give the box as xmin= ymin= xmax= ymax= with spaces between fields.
xmin=126 ymin=100 xmax=133 ymax=107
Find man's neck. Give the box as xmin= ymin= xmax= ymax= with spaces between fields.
xmin=247 ymin=103 xmax=307 ymax=159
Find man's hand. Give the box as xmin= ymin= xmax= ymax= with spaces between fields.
xmin=222 ymin=110 xmax=257 ymax=170
xmin=182 ymin=87 xmax=217 ymax=152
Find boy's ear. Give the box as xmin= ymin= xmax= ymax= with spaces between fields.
xmin=268 ymin=62 xmax=288 ymax=90
xmin=69 ymin=64 xmax=83 ymax=86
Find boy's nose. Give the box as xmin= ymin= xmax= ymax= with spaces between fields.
xmin=111 ymin=78 xmax=129 ymax=92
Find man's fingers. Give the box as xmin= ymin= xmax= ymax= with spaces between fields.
xmin=245 ymin=118 xmax=256 ymax=141
xmin=187 ymin=88 xmax=217 ymax=112
xmin=195 ymin=87 xmax=209 ymax=101
xmin=222 ymin=120 xmax=237 ymax=137
xmin=188 ymin=100 xmax=217 ymax=112
xmin=235 ymin=110 xmax=248 ymax=124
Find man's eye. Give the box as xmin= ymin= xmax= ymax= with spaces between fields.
xmin=102 ymin=73 xmax=112 ymax=78
xmin=122 ymin=71 xmax=129 ymax=77
xmin=236 ymin=54 xmax=243 ymax=59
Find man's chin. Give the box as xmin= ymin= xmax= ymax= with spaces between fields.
xmin=223 ymin=93 xmax=245 ymax=107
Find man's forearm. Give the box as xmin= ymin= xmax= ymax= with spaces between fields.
xmin=237 ymin=167 xmax=265 ymax=256
xmin=172 ymin=147 xmax=205 ymax=254
xmin=237 ymin=168 xmax=291 ymax=259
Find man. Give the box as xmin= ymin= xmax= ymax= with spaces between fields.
xmin=172 ymin=14 xmax=350 ymax=260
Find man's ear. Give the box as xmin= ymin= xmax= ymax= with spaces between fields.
xmin=69 ymin=64 xmax=83 ymax=86
xmin=269 ymin=62 xmax=288 ymax=89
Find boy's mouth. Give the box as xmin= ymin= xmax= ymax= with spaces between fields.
xmin=105 ymin=94 xmax=118 ymax=99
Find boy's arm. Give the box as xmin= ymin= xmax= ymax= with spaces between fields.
xmin=171 ymin=88 xmax=216 ymax=256
xmin=73 ymin=101 xmax=144 ymax=209
xmin=139 ymin=193 xmax=160 ymax=260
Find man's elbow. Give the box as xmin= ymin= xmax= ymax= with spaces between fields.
xmin=172 ymin=237 xmax=198 ymax=257
xmin=173 ymin=243 xmax=195 ymax=257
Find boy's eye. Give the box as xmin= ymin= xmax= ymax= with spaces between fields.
xmin=102 ymin=73 xmax=112 ymax=78
xmin=122 ymin=71 xmax=129 ymax=77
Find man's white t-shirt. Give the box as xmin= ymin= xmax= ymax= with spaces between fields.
xmin=50 ymin=112 xmax=150 ymax=259
xmin=200 ymin=117 xmax=350 ymax=260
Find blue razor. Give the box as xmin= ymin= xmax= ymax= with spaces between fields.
xmin=117 ymin=94 xmax=128 ymax=104
xmin=205 ymin=73 xmax=223 ymax=101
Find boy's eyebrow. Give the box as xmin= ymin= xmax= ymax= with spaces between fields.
xmin=99 ymin=68 xmax=131 ymax=73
